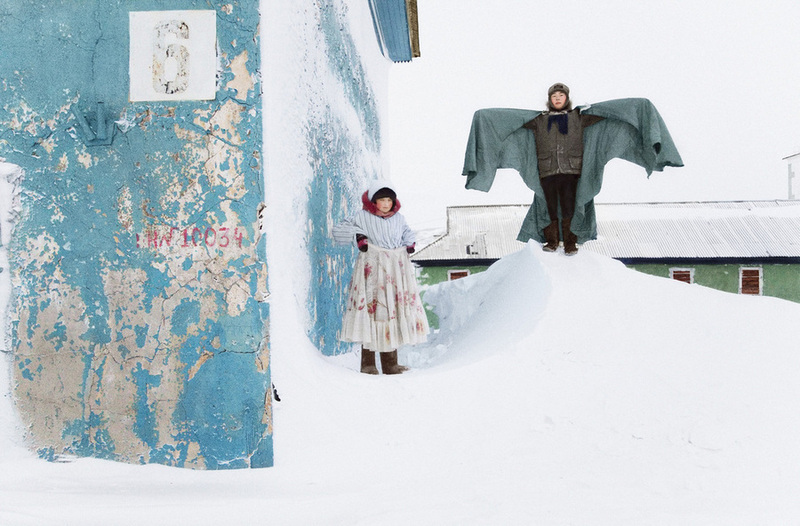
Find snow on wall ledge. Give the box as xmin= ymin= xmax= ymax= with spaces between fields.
xmin=0 ymin=0 xmax=271 ymax=468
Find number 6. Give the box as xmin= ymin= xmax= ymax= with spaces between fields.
xmin=152 ymin=20 xmax=190 ymax=95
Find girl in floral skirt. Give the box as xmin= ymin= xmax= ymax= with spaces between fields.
xmin=333 ymin=180 xmax=429 ymax=374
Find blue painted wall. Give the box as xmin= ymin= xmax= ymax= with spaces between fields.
xmin=0 ymin=0 xmax=271 ymax=468
xmin=303 ymin=2 xmax=386 ymax=356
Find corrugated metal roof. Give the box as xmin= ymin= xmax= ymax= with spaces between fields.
xmin=412 ymin=201 xmax=800 ymax=263
xmin=413 ymin=204 xmax=528 ymax=262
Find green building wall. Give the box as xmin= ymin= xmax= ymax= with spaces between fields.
xmin=417 ymin=265 xmax=491 ymax=287
xmin=630 ymin=263 xmax=800 ymax=303
xmin=416 ymin=262 xmax=800 ymax=330
xmin=416 ymin=265 xmax=490 ymax=329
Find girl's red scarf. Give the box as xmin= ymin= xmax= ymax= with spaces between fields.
xmin=361 ymin=191 xmax=401 ymax=218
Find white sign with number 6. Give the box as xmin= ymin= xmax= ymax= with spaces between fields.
xmin=129 ymin=10 xmax=217 ymax=102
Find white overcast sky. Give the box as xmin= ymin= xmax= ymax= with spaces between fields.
xmin=388 ymin=0 xmax=800 ymax=230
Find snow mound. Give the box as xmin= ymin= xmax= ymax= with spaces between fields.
xmin=403 ymin=242 xmax=551 ymax=368
xmin=4 ymin=241 xmax=800 ymax=523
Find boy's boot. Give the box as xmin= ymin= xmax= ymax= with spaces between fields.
xmin=542 ymin=220 xmax=559 ymax=252
xmin=562 ymin=218 xmax=578 ymax=256
xmin=380 ymin=350 xmax=409 ymax=375
xmin=360 ymin=348 xmax=379 ymax=375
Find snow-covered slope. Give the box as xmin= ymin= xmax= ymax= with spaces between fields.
xmin=2 ymin=243 xmax=800 ymax=524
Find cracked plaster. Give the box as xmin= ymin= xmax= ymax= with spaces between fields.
xmin=0 ymin=0 xmax=271 ymax=469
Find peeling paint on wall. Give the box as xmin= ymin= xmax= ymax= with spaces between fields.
xmin=0 ymin=0 xmax=271 ymax=468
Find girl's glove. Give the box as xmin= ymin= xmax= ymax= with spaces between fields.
xmin=406 ymin=243 xmax=416 ymax=254
xmin=356 ymin=234 xmax=368 ymax=252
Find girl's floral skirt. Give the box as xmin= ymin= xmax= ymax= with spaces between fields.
xmin=340 ymin=244 xmax=429 ymax=352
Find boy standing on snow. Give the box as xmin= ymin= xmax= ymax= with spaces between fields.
xmin=333 ymin=180 xmax=429 ymax=375
xmin=523 ymin=83 xmax=604 ymax=255
xmin=461 ymin=85 xmax=683 ymax=251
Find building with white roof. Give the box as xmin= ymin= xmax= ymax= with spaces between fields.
xmin=413 ymin=201 xmax=800 ymax=302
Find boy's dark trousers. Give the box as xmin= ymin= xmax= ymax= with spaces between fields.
xmin=540 ymin=173 xmax=579 ymax=222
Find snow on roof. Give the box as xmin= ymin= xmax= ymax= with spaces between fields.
xmin=412 ymin=201 xmax=800 ymax=263
xmin=412 ymin=204 xmax=529 ymax=263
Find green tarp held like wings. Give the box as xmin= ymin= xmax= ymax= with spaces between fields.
xmin=462 ymin=98 xmax=684 ymax=243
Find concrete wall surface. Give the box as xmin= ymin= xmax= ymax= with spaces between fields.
xmin=0 ymin=0 xmax=271 ymax=468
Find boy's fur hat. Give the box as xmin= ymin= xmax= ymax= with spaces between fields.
xmin=546 ymin=83 xmax=572 ymax=111
xmin=548 ymin=83 xmax=569 ymax=97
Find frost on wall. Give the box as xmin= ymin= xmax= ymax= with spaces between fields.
xmin=0 ymin=0 xmax=271 ymax=468
xmin=304 ymin=2 xmax=385 ymax=356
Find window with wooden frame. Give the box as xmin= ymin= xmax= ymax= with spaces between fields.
xmin=448 ymin=269 xmax=470 ymax=281
xmin=669 ymin=267 xmax=694 ymax=284
xmin=739 ymin=267 xmax=762 ymax=295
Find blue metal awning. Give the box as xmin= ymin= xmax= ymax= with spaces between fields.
xmin=368 ymin=0 xmax=419 ymax=63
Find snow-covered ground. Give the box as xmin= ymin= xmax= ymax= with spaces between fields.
xmin=2 ymin=241 xmax=800 ymax=525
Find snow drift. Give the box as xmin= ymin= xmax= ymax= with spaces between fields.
xmin=2 ymin=243 xmax=800 ymax=524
